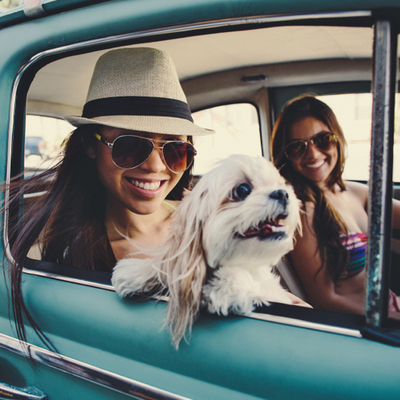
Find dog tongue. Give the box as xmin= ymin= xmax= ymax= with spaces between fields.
xmin=243 ymin=222 xmax=275 ymax=238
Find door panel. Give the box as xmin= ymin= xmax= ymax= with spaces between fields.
xmin=1 ymin=271 xmax=400 ymax=400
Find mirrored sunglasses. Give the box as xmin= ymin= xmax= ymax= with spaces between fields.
xmin=285 ymin=132 xmax=337 ymax=161
xmin=94 ymin=134 xmax=196 ymax=174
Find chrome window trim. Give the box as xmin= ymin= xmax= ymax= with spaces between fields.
xmin=0 ymin=333 xmax=191 ymax=400
xmin=2 ymin=10 xmax=370 ymax=341
xmin=249 ymin=312 xmax=362 ymax=338
xmin=22 ymin=268 xmax=116 ymax=292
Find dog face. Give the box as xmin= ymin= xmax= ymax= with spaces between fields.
xmin=192 ymin=155 xmax=301 ymax=269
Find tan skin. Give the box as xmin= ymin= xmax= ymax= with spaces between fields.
xmin=288 ymin=117 xmax=400 ymax=314
xmin=87 ymin=126 xmax=185 ymax=260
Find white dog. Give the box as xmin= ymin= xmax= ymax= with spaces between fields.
xmin=112 ymin=154 xmax=301 ymax=348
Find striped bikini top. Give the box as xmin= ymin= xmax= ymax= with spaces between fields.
xmin=339 ymin=232 xmax=367 ymax=279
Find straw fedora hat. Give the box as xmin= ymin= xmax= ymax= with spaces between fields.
xmin=65 ymin=47 xmax=214 ymax=136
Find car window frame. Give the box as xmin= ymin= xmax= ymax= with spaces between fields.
xmin=4 ymin=9 xmax=400 ymax=349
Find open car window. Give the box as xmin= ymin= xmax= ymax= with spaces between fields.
xmin=25 ymin=115 xmax=73 ymax=175
xmin=314 ymin=93 xmax=400 ymax=183
xmin=6 ymin=11 xmax=399 ymax=357
xmin=20 ymin=24 xmax=372 ymax=301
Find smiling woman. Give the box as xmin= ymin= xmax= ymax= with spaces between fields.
xmin=271 ymin=95 xmax=400 ymax=315
xmin=6 ymin=46 xmax=213 ymax=346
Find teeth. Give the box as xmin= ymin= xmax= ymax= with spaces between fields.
xmin=270 ymin=225 xmax=286 ymax=232
xmin=132 ymin=180 xmax=161 ymax=191
xmin=305 ymin=160 xmax=324 ymax=168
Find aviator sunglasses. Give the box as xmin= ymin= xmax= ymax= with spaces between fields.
xmin=94 ymin=133 xmax=197 ymax=174
xmin=284 ymin=131 xmax=337 ymax=161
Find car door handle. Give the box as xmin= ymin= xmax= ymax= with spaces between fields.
xmin=0 ymin=382 xmax=47 ymax=399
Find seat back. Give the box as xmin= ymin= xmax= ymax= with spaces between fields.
xmin=276 ymin=257 xmax=308 ymax=302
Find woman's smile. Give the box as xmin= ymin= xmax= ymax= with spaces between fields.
xmin=303 ymin=159 xmax=326 ymax=169
xmin=124 ymin=176 xmax=168 ymax=198
xmin=126 ymin=178 xmax=163 ymax=191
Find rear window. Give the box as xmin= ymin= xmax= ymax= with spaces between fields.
xmin=192 ymin=103 xmax=261 ymax=175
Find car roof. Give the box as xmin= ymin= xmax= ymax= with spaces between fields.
xmin=27 ymin=24 xmax=375 ymax=118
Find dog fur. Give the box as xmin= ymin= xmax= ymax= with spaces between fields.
xmin=112 ymin=154 xmax=301 ymax=348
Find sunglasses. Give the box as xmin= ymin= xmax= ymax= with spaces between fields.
xmin=94 ymin=134 xmax=197 ymax=174
xmin=285 ymin=132 xmax=337 ymax=161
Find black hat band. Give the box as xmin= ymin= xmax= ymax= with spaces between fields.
xmin=82 ymin=96 xmax=193 ymax=122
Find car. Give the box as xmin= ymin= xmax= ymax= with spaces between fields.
xmin=0 ymin=1 xmax=399 ymax=399
xmin=25 ymin=136 xmax=45 ymax=157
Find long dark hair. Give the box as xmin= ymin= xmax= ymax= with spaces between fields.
xmin=5 ymin=124 xmax=193 ymax=347
xmin=271 ymin=94 xmax=349 ymax=283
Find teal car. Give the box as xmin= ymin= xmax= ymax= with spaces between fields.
xmin=0 ymin=0 xmax=400 ymax=399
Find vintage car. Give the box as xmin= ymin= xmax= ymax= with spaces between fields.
xmin=0 ymin=0 xmax=400 ymax=399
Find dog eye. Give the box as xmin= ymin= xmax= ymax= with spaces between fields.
xmin=233 ymin=183 xmax=252 ymax=201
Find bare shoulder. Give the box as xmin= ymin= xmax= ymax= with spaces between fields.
xmin=344 ymin=180 xmax=368 ymax=206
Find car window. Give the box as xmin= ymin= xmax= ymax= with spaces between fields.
xmin=25 ymin=115 xmax=73 ymax=174
xmin=317 ymin=93 xmax=400 ymax=183
xmin=192 ymin=103 xmax=261 ymax=175
xmin=316 ymin=93 xmax=372 ymax=182
xmin=12 ymin=19 xmax=396 ymax=332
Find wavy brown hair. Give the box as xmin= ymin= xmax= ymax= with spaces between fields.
xmin=5 ymin=124 xmax=193 ymax=348
xmin=270 ymin=94 xmax=349 ymax=283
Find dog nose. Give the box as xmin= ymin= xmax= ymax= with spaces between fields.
xmin=270 ymin=190 xmax=288 ymax=207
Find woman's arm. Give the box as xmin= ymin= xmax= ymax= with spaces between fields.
xmin=290 ymin=203 xmax=365 ymax=314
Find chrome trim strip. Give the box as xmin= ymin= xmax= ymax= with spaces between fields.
xmin=249 ymin=312 xmax=363 ymax=338
xmin=0 ymin=382 xmax=47 ymax=400
xmin=0 ymin=333 xmax=191 ymax=400
xmin=3 ymin=41 xmax=23 ymax=264
xmin=21 ymin=268 xmax=116 ymax=292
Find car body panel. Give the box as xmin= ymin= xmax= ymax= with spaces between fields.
xmin=0 ymin=271 xmax=399 ymax=400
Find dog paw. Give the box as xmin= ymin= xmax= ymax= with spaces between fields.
xmin=112 ymin=258 xmax=159 ymax=297
xmin=202 ymin=284 xmax=257 ymax=316
xmin=202 ymin=283 xmax=294 ymax=316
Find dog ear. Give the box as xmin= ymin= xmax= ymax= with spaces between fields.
xmin=160 ymin=180 xmax=212 ymax=348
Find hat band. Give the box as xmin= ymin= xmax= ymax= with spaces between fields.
xmin=82 ymin=96 xmax=193 ymax=122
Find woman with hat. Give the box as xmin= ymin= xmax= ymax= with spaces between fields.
xmin=6 ymin=47 xmax=213 ymax=344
